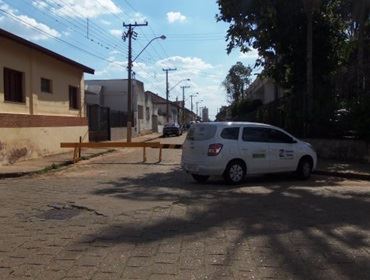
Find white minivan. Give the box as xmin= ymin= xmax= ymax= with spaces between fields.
xmin=181 ymin=122 xmax=317 ymax=184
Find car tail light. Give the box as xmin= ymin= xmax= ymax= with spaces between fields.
xmin=208 ymin=143 xmax=223 ymax=156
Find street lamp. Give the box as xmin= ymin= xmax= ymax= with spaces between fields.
xmin=189 ymin=92 xmax=199 ymax=113
xmin=132 ymin=35 xmax=166 ymax=63
xmin=125 ymin=33 xmax=166 ymax=142
xmin=169 ymin=78 xmax=190 ymax=93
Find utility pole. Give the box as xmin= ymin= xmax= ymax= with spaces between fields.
xmin=123 ymin=22 xmax=148 ymax=142
xmin=181 ymin=85 xmax=190 ymax=125
xmin=189 ymin=92 xmax=198 ymax=113
xmin=163 ymin=68 xmax=177 ymax=123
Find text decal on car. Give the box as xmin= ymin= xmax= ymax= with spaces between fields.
xmin=253 ymin=153 xmax=266 ymax=159
xmin=279 ymin=149 xmax=294 ymax=159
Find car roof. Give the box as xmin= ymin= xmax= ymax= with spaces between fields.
xmin=195 ymin=121 xmax=274 ymax=128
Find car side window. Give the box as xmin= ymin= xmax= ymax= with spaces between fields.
xmin=268 ymin=129 xmax=294 ymax=143
xmin=242 ymin=127 xmax=270 ymax=142
xmin=220 ymin=127 xmax=240 ymax=140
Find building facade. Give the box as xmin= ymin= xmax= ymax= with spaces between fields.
xmin=85 ymin=79 xmax=154 ymax=139
xmin=245 ymin=77 xmax=285 ymax=104
xmin=0 ymin=29 xmax=94 ymax=165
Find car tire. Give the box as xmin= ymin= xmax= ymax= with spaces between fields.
xmin=191 ymin=174 xmax=209 ymax=183
xmin=224 ymin=160 xmax=246 ymax=185
xmin=296 ymin=157 xmax=313 ymax=180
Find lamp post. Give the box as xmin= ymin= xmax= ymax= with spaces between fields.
xmin=168 ymin=78 xmax=190 ymax=93
xmin=167 ymin=78 xmax=190 ymax=123
xmin=181 ymin=85 xmax=190 ymax=125
xmin=123 ymin=26 xmax=165 ymax=142
xmin=189 ymin=92 xmax=199 ymax=113
xmin=196 ymin=99 xmax=203 ymax=117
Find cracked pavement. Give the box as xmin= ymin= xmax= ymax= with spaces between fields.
xmin=0 ymin=134 xmax=370 ymax=279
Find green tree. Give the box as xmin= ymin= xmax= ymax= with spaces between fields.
xmin=222 ymin=62 xmax=252 ymax=103
xmin=217 ymin=0 xmax=352 ymax=137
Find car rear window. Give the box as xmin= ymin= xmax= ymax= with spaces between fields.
xmin=187 ymin=124 xmax=217 ymax=141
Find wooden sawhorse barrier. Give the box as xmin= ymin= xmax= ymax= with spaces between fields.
xmin=60 ymin=142 xmax=184 ymax=163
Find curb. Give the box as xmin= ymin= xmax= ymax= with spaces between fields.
xmin=0 ymin=149 xmax=115 ymax=180
xmin=314 ymin=170 xmax=370 ymax=181
xmin=0 ymin=134 xmax=162 ymax=180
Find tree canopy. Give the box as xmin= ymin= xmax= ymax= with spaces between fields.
xmin=217 ymin=0 xmax=370 ymax=139
xmin=223 ymin=62 xmax=252 ymax=103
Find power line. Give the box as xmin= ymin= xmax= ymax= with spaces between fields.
xmin=0 ymin=8 xmax=122 ymax=66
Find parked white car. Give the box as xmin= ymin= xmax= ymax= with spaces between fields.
xmin=181 ymin=122 xmax=317 ymax=184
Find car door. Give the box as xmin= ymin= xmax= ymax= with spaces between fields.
xmin=239 ymin=127 xmax=270 ymax=174
xmin=267 ymin=128 xmax=298 ymax=172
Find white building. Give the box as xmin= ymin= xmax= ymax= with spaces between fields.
xmin=245 ymin=77 xmax=285 ymax=104
xmin=85 ymin=79 xmax=154 ymax=139
xmin=202 ymin=107 xmax=209 ymax=122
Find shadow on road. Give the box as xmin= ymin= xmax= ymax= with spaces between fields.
xmin=81 ymin=168 xmax=370 ymax=279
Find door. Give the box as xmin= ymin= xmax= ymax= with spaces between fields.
xmin=87 ymin=105 xmax=110 ymax=142
xmin=267 ymin=128 xmax=298 ymax=172
xmin=239 ymin=127 xmax=270 ymax=174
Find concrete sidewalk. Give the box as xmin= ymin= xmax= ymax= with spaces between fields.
xmin=0 ymin=133 xmax=161 ymax=178
xmin=1 ymin=135 xmax=370 ymax=181
xmin=315 ymin=159 xmax=370 ymax=180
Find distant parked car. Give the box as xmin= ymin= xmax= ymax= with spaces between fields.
xmin=163 ymin=123 xmax=182 ymax=137
xmin=181 ymin=122 xmax=317 ymax=184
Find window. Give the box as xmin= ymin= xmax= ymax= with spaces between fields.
xmin=268 ymin=129 xmax=294 ymax=143
xmin=41 ymin=78 xmax=52 ymax=93
xmin=221 ymin=127 xmax=240 ymax=140
xmin=3 ymin=67 xmax=24 ymax=103
xmin=69 ymin=86 xmax=79 ymax=109
xmin=138 ymin=105 xmax=144 ymax=119
xmin=242 ymin=127 xmax=270 ymax=142
xmin=187 ymin=124 xmax=217 ymax=141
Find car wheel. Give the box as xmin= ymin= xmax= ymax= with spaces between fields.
xmin=191 ymin=174 xmax=209 ymax=183
xmin=296 ymin=157 xmax=312 ymax=180
xmin=224 ymin=160 xmax=246 ymax=185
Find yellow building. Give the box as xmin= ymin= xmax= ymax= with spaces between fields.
xmin=0 ymin=29 xmax=94 ymax=165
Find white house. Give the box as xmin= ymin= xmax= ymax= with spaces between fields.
xmin=85 ymin=79 xmax=154 ymax=139
xmin=245 ymin=77 xmax=285 ymax=104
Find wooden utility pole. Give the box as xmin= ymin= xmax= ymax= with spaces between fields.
xmin=163 ymin=68 xmax=177 ymax=123
xmin=122 ymin=22 xmax=148 ymax=142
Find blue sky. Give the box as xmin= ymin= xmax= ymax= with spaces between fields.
xmin=0 ymin=0 xmax=259 ymax=119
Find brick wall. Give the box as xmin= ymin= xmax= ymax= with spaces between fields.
xmin=0 ymin=113 xmax=87 ymax=128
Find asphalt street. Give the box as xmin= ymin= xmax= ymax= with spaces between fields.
xmin=0 ymin=134 xmax=369 ymax=280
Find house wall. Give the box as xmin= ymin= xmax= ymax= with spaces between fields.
xmin=155 ymin=103 xmax=179 ymax=125
xmin=0 ymin=36 xmax=88 ymax=165
xmin=86 ymin=79 xmax=158 ymax=136
xmin=137 ymin=92 xmax=154 ymax=134
xmin=306 ymin=139 xmax=370 ymax=162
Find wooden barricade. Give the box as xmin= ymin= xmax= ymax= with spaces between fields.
xmin=61 ymin=141 xmax=184 ymax=163
xmin=61 ymin=142 xmax=161 ymax=163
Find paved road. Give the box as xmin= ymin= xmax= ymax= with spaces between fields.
xmin=0 ymin=134 xmax=369 ymax=280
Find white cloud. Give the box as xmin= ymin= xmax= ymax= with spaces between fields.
xmin=0 ymin=1 xmax=60 ymax=40
xmin=32 ymin=0 xmax=121 ymax=18
xmin=131 ymin=12 xmax=147 ymax=23
xmin=90 ymin=55 xmax=229 ymax=120
xmin=166 ymin=11 xmax=186 ymax=23
xmin=156 ymin=56 xmax=212 ymax=73
xmin=109 ymin=29 xmax=122 ymax=38
xmin=100 ymin=19 xmax=111 ymax=25
xmin=239 ymin=48 xmax=259 ymax=60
